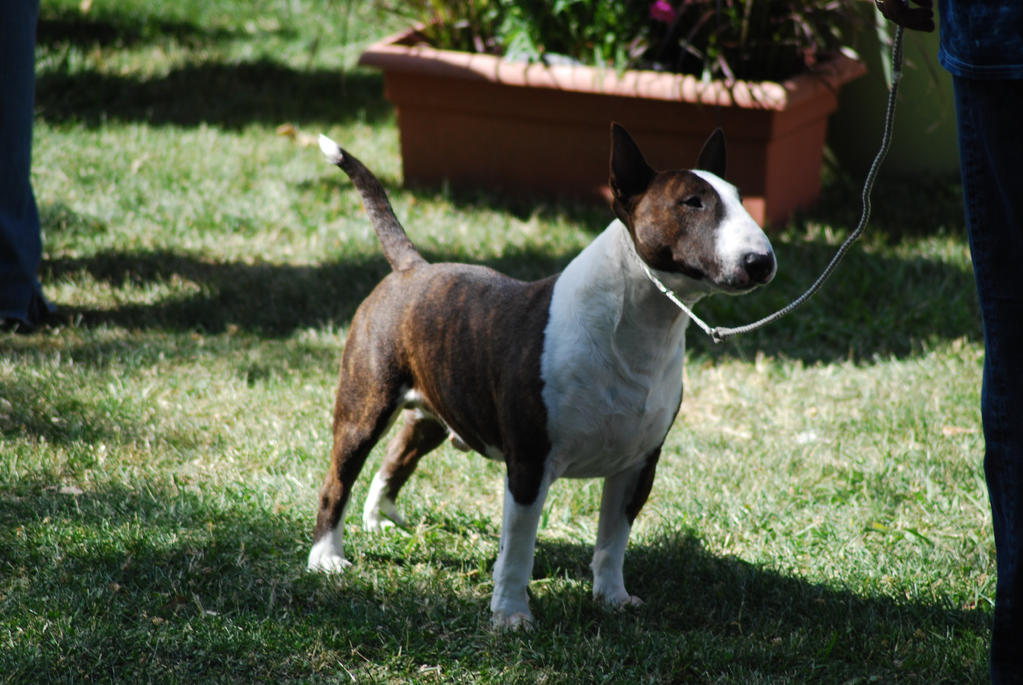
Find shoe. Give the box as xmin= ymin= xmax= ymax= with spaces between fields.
xmin=1 ymin=291 xmax=55 ymax=334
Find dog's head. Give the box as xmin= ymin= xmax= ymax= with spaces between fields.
xmin=609 ymin=123 xmax=775 ymax=294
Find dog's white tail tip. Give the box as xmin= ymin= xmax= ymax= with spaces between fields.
xmin=318 ymin=134 xmax=343 ymax=164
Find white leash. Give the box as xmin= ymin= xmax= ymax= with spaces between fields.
xmin=644 ymin=27 xmax=907 ymax=344
xmin=638 ymin=260 xmax=718 ymax=338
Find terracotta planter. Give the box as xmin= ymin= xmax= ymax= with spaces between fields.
xmin=359 ymin=28 xmax=866 ymax=226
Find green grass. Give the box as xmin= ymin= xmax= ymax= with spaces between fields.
xmin=1 ymin=1 xmax=991 ymax=682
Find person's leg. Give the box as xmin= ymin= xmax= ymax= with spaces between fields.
xmin=0 ymin=0 xmax=50 ymax=328
xmin=953 ymin=75 xmax=1023 ymax=684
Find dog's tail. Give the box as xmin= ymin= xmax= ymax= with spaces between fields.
xmin=318 ymin=134 xmax=425 ymax=272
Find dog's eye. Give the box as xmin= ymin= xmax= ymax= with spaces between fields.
xmin=681 ymin=196 xmax=703 ymax=209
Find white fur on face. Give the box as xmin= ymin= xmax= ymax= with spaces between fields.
xmin=693 ymin=170 xmax=776 ymax=288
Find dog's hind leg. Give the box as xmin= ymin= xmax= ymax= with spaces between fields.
xmin=308 ymin=376 xmax=401 ymax=573
xmin=363 ymin=410 xmax=447 ymax=531
xmin=590 ymin=448 xmax=661 ymax=608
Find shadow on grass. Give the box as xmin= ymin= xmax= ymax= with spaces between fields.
xmin=43 ymin=248 xmax=391 ymax=334
xmin=37 ymin=8 xmax=241 ymax=50
xmin=40 ymin=230 xmax=980 ymax=364
xmin=0 ymin=478 xmax=988 ymax=682
xmin=0 ymin=371 xmax=150 ymax=448
xmin=36 ymin=64 xmax=390 ymax=129
xmin=40 ymin=244 xmax=573 ymax=337
xmin=35 ymin=3 xmax=390 ymax=128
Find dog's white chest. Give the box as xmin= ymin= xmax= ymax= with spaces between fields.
xmin=540 ymin=222 xmax=688 ymax=479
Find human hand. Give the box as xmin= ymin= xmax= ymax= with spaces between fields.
xmin=874 ymin=0 xmax=935 ymax=32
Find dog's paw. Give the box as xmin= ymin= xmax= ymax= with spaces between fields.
xmin=307 ymin=537 xmax=351 ymax=574
xmin=594 ymin=589 xmax=644 ymax=611
xmin=491 ymin=611 xmax=535 ymax=631
xmin=612 ymin=594 xmax=644 ymax=610
xmin=363 ymin=510 xmax=406 ymax=533
xmin=307 ymin=553 xmax=351 ymax=574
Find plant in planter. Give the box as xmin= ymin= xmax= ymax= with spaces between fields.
xmin=360 ymin=1 xmax=867 ymax=224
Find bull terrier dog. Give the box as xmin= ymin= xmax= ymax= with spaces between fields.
xmin=307 ymin=123 xmax=776 ymax=629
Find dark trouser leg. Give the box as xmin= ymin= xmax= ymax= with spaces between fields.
xmin=0 ymin=0 xmax=50 ymax=327
xmin=953 ymin=76 xmax=1023 ymax=684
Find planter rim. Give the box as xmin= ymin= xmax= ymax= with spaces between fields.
xmin=358 ymin=26 xmax=866 ymax=111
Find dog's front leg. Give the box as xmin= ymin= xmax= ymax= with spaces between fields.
xmin=490 ymin=474 xmax=551 ymax=630
xmin=591 ymin=449 xmax=660 ymax=608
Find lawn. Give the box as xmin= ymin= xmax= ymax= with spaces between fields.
xmin=1 ymin=1 xmax=992 ymax=682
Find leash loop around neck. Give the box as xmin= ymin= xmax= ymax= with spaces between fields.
xmin=638 ymin=261 xmax=717 ymax=337
xmin=644 ymin=26 xmax=906 ymax=344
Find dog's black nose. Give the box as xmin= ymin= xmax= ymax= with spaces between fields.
xmin=744 ymin=251 xmax=776 ymax=284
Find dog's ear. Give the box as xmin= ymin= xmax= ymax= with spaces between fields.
xmin=610 ymin=123 xmax=656 ymax=222
xmin=696 ymin=128 xmax=727 ymax=178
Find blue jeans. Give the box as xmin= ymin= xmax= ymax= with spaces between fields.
xmin=0 ymin=0 xmax=48 ymax=325
xmin=954 ymin=76 xmax=1023 ymax=684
